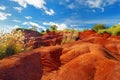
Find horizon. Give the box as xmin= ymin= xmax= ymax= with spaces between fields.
xmin=0 ymin=0 xmax=120 ymax=33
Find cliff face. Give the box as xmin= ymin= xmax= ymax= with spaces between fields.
xmin=0 ymin=30 xmax=120 ymax=80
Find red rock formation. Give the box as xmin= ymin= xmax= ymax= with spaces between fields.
xmin=0 ymin=45 xmax=63 ymax=80
xmin=53 ymin=43 xmax=120 ymax=80
xmin=35 ymin=46 xmax=62 ymax=74
xmin=61 ymin=43 xmax=90 ymax=64
xmin=25 ymin=32 xmax=63 ymax=49
xmin=79 ymin=30 xmax=96 ymax=39
xmin=0 ymin=51 xmax=43 ymax=80
xmin=1 ymin=30 xmax=120 ymax=80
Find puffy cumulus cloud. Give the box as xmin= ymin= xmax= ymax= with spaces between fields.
xmin=10 ymin=0 xmax=27 ymax=8
xmin=0 ymin=12 xmax=11 ymax=20
xmin=23 ymin=21 xmax=46 ymax=30
xmin=10 ymin=0 xmax=46 ymax=8
xmin=75 ymin=0 xmax=119 ymax=12
xmin=12 ymin=19 xmax=21 ymax=23
xmin=57 ymin=24 xmax=67 ymax=30
xmin=0 ymin=5 xmax=6 ymax=10
xmin=43 ymin=22 xmax=67 ymax=30
xmin=25 ymin=16 xmax=32 ymax=19
xmin=10 ymin=0 xmax=55 ymax=15
xmin=13 ymin=7 xmax=23 ymax=13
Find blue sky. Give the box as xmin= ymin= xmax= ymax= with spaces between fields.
xmin=0 ymin=0 xmax=120 ymax=32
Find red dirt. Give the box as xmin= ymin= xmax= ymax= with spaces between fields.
xmin=0 ymin=51 xmax=43 ymax=80
xmin=1 ymin=30 xmax=120 ymax=80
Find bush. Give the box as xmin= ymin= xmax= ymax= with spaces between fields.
xmin=0 ymin=30 xmax=25 ymax=59
xmin=108 ymin=25 xmax=120 ymax=36
xmin=15 ymin=28 xmax=27 ymax=31
xmin=5 ymin=44 xmax=15 ymax=57
xmin=46 ymin=29 xmax=50 ymax=33
xmin=97 ymin=25 xmax=120 ymax=36
xmin=61 ymin=30 xmax=79 ymax=45
xmin=92 ymin=24 xmax=106 ymax=32
xmin=50 ymin=25 xmax=58 ymax=32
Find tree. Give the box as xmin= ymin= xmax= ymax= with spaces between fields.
xmin=46 ymin=29 xmax=50 ymax=33
xmin=92 ymin=24 xmax=106 ymax=32
xmin=50 ymin=25 xmax=58 ymax=32
xmin=41 ymin=30 xmax=45 ymax=33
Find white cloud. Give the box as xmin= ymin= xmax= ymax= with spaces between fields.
xmin=10 ymin=0 xmax=27 ymax=8
xmin=0 ymin=12 xmax=11 ymax=20
xmin=13 ymin=7 xmax=23 ymax=13
xmin=68 ymin=3 xmax=75 ymax=9
xmin=43 ymin=22 xmax=67 ymax=30
xmin=44 ymin=8 xmax=55 ymax=15
xmin=23 ymin=21 xmax=46 ymax=30
xmin=86 ymin=0 xmax=102 ymax=8
xmin=75 ymin=0 xmax=118 ymax=12
xmin=0 ymin=6 xmax=6 ymax=10
xmin=106 ymin=0 xmax=117 ymax=5
xmin=13 ymin=25 xmax=20 ymax=29
xmin=12 ymin=19 xmax=21 ymax=22
xmin=11 ymin=0 xmax=46 ymax=8
xmin=25 ymin=16 xmax=32 ymax=19
xmin=10 ymin=0 xmax=55 ymax=15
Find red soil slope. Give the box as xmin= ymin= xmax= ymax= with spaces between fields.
xmin=0 ymin=30 xmax=120 ymax=80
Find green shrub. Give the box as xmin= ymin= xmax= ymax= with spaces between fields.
xmin=15 ymin=28 xmax=26 ymax=31
xmin=108 ymin=25 xmax=120 ymax=36
xmin=5 ymin=44 xmax=15 ymax=57
xmin=0 ymin=30 xmax=25 ymax=59
xmin=97 ymin=25 xmax=120 ymax=36
xmin=50 ymin=25 xmax=58 ymax=32
xmin=98 ymin=29 xmax=108 ymax=34
xmin=92 ymin=24 xmax=106 ymax=32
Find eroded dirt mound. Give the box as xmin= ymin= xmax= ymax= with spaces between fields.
xmin=25 ymin=32 xmax=63 ymax=49
xmin=0 ymin=51 xmax=43 ymax=80
xmin=34 ymin=46 xmax=63 ymax=74
xmin=0 ymin=45 xmax=63 ymax=80
xmin=53 ymin=43 xmax=120 ymax=80
xmin=1 ymin=30 xmax=120 ymax=80
xmin=41 ymin=42 xmax=120 ymax=80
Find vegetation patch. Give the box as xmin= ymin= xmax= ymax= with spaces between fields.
xmin=0 ymin=30 xmax=25 ymax=59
